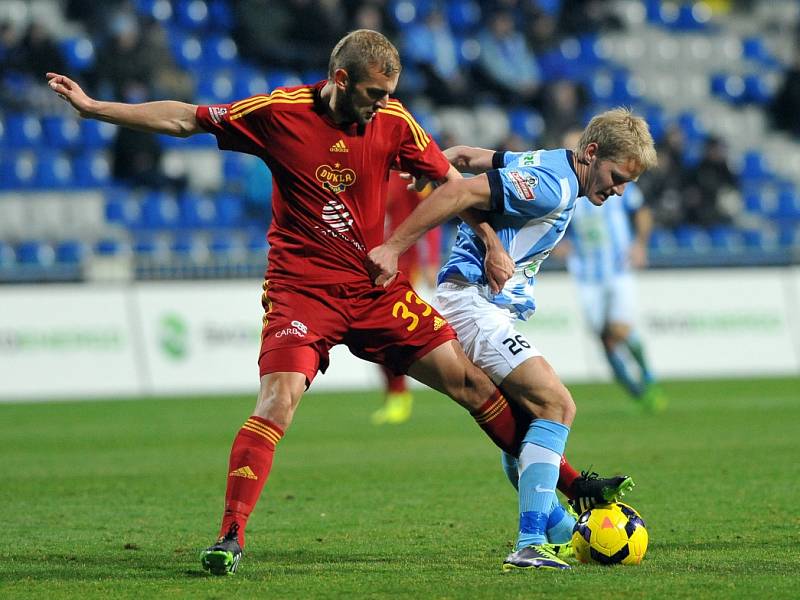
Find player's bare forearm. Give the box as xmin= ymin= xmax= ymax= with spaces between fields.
xmin=46 ymin=72 xmax=202 ymax=137
xmin=443 ymin=145 xmax=496 ymax=173
xmin=386 ymin=176 xmax=491 ymax=254
xmin=367 ymin=176 xmax=491 ymax=286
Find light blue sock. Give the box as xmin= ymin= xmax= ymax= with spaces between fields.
xmin=546 ymin=500 xmax=576 ymax=544
xmin=605 ymin=344 xmax=643 ymax=397
xmin=501 ymin=451 xmax=519 ymax=491
xmin=516 ymin=419 xmax=570 ymax=550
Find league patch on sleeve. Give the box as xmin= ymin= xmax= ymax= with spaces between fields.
xmin=209 ymin=106 xmax=228 ymax=123
xmin=508 ymin=170 xmax=538 ymax=201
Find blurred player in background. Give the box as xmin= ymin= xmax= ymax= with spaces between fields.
xmin=373 ymin=171 xmax=441 ymax=425
xmin=47 ymin=29 xmax=542 ymax=576
xmin=559 ymin=130 xmax=667 ymax=412
xmin=368 ymin=108 xmax=657 ymax=570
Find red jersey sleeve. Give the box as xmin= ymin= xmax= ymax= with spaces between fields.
xmin=383 ymin=100 xmax=450 ymax=182
xmin=195 ymin=97 xmax=274 ymax=156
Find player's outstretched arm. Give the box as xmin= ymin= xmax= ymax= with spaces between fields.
xmin=46 ymin=72 xmax=202 ymax=137
xmin=367 ymin=175 xmax=492 ymax=286
xmin=444 ymin=145 xmax=495 ymax=174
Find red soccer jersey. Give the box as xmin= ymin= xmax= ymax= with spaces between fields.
xmin=196 ymin=82 xmax=450 ymax=284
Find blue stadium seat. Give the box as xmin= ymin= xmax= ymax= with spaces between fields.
xmin=447 ymin=0 xmax=481 ymax=33
xmin=196 ymin=70 xmax=235 ymax=103
xmin=55 ymin=240 xmax=88 ymax=264
xmin=246 ymin=229 xmax=269 ymax=253
xmin=133 ymin=233 xmax=171 ymax=260
xmin=133 ymin=0 xmax=173 ymax=21
xmin=674 ymin=225 xmax=711 ymax=252
xmin=171 ymin=231 xmax=209 ymax=262
xmin=175 ymin=0 xmax=211 ymax=30
xmin=73 ymin=152 xmax=112 ymax=187
xmin=215 ymin=194 xmax=244 ymax=227
xmin=390 ymin=0 xmax=432 ymax=28
xmin=42 ymin=115 xmax=82 ymax=149
xmin=16 ymin=240 xmax=56 ymax=266
xmin=708 ymin=226 xmax=744 ymax=251
xmin=80 ymin=119 xmax=117 ymax=149
xmin=3 ymin=154 xmax=37 ymax=189
xmin=95 ymin=238 xmax=129 ymax=256
xmin=648 ymin=228 xmax=677 ymax=253
xmin=203 ymin=35 xmax=238 ymax=67
xmin=34 ymin=152 xmax=75 ymax=189
xmin=778 ymin=224 xmax=800 ymax=248
xmin=775 ymin=188 xmax=800 ymax=220
xmin=208 ymin=0 xmax=235 ymax=31
xmin=141 ymin=191 xmax=181 ymax=229
xmin=179 ymin=192 xmax=218 ymax=228
xmin=509 ymin=108 xmax=544 ymax=141
xmin=170 ymin=33 xmax=204 ymax=69
xmin=266 ymin=70 xmax=302 ymax=91
xmin=5 ymin=114 xmax=44 ymax=148
xmin=742 ymin=73 xmax=775 ymax=104
xmin=739 ymin=150 xmax=772 ymax=181
xmin=59 ymin=37 xmax=96 ymax=71
xmin=742 ymin=36 xmax=780 ymax=68
xmin=105 ymin=188 xmax=142 ymax=228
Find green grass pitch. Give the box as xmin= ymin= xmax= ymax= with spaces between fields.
xmin=1 ymin=377 xmax=798 ymax=599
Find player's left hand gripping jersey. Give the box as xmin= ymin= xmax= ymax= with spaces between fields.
xmin=195 ymin=82 xmax=450 ymax=285
xmin=439 ymin=149 xmax=580 ymax=320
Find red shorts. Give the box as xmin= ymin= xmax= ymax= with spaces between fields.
xmin=257 ymin=273 xmax=457 ymax=384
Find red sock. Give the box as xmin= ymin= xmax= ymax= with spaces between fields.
xmin=218 ymin=416 xmax=284 ymax=547
xmin=558 ymin=454 xmax=581 ymax=499
xmin=381 ymin=366 xmax=407 ymax=394
xmin=470 ymin=389 xmax=531 ymax=456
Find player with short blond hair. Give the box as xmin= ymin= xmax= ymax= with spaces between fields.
xmin=368 ymin=108 xmax=657 ymax=570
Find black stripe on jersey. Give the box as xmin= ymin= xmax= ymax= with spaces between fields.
xmin=487 ymin=170 xmax=505 ymax=214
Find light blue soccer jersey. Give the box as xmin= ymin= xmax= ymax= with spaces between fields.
xmin=565 ymin=182 xmax=644 ymax=283
xmin=438 ymin=149 xmax=580 ymax=320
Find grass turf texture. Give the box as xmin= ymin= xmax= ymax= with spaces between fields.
xmin=1 ymin=377 xmax=798 ymax=599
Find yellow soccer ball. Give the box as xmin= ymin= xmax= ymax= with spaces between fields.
xmin=571 ymin=502 xmax=648 ymax=565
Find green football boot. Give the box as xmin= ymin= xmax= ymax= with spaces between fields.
xmin=201 ymin=523 xmax=243 ymax=576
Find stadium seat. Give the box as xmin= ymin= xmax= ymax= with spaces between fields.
xmin=134 ymin=0 xmax=173 ymax=21
xmin=508 ymin=108 xmax=544 ymax=142
xmin=648 ymin=228 xmax=677 ymax=253
xmin=202 ymin=35 xmax=238 ymax=67
xmin=141 ymin=191 xmax=181 ymax=229
xmin=55 ymin=240 xmax=88 ymax=264
xmin=674 ymin=225 xmax=711 ymax=252
xmin=59 ymin=37 xmax=96 ymax=71
xmin=42 ymin=116 xmax=82 ymax=149
xmin=16 ymin=240 xmax=56 ymax=266
xmin=215 ymin=194 xmax=244 ymax=227
xmin=739 ymin=150 xmax=772 ymax=181
xmin=246 ymin=228 xmax=269 ymax=253
xmin=80 ymin=119 xmax=117 ymax=149
xmin=34 ymin=153 xmax=75 ymax=189
xmin=72 ymin=152 xmax=112 ymax=187
xmin=95 ymin=238 xmax=130 ymax=256
xmin=208 ymin=0 xmax=235 ymax=31
xmin=4 ymin=114 xmax=44 ymax=148
xmin=171 ymin=231 xmax=210 ymax=263
xmin=175 ymin=0 xmax=210 ymax=30
xmin=447 ymin=0 xmax=481 ymax=33
xmin=179 ymin=192 xmax=218 ymax=228
xmin=708 ymin=226 xmax=744 ymax=251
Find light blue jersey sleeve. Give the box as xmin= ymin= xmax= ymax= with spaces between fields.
xmin=486 ymin=150 xmax=577 ymax=219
